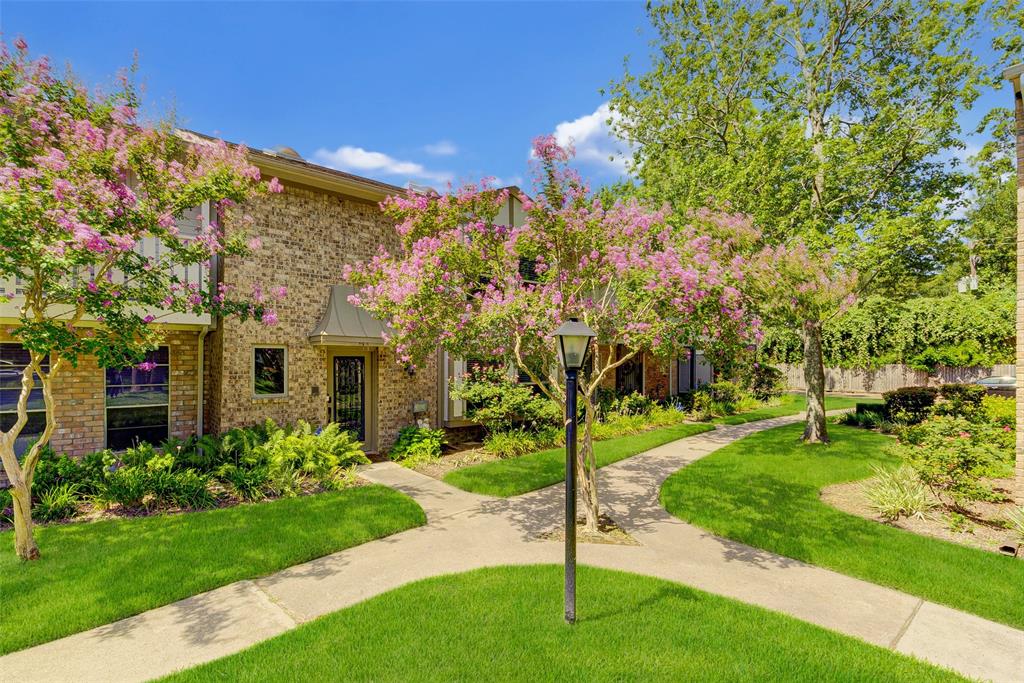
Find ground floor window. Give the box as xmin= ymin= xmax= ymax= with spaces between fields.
xmin=0 ymin=344 xmax=48 ymax=455
xmin=106 ymin=347 xmax=169 ymax=450
xmin=253 ymin=346 xmax=287 ymax=397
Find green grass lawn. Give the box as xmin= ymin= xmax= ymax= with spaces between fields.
xmin=164 ymin=565 xmax=964 ymax=682
xmin=714 ymin=393 xmax=881 ymax=425
xmin=661 ymin=424 xmax=1024 ymax=629
xmin=0 ymin=485 xmax=425 ymax=655
xmin=444 ymin=422 xmax=714 ymax=497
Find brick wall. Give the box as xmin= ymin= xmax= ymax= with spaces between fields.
xmin=208 ymin=184 xmax=438 ymax=451
xmin=1 ymin=329 xmax=200 ymax=458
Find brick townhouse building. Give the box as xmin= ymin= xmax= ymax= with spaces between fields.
xmin=3 ymin=135 xmax=699 ymax=460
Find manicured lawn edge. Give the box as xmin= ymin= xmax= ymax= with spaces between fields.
xmin=444 ymin=422 xmax=715 ymax=497
xmin=0 ymin=484 xmax=426 ymax=655
xmin=661 ymin=423 xmax=1024 ymax=629
xmin=161 ymin=565 xmax=965 ymax=682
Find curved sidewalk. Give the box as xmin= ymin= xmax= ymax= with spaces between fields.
xmin=1 ymin=415 xmax=1021 ymax=682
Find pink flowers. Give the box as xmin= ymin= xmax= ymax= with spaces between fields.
xmin=267 ymin=177 xmax=284 ymax=193
xmin=136 ymin=361 xmax=157 ymax=372
xmin=261 ymin=310 xmax=279 ymax=326
xmin=248 ymin=236 xmax=262 ymax=250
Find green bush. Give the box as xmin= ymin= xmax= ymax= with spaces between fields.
xmin=32 ymin=482 xmax=81 ymax=522
xmin=97 ymin=466 xmax=152 ymax=509
xmin=862 ymin=465 xmax=934 ymax=521
xmin=389 ymin=426 xmax=446 ymax=465
xmin=218 ymin=464 xmax=270 ymax=502
xmin=691 ymin=392 xmax=715 ymax=421
xmin=255 ymin=421 xmax=368 ymax=496
xmin=891 ymin=416 xmax=1008 ymax=508
xmin=612 ymin=391 xmax=655 ymax=416
xmin=882 ymin=386 xmax=938 ymax=424
xmin=838 ymin=410 xmax=886 ymax=430
xmin=450 ymin=368 xmax=561 ymax=433
xmin=150 ymin=469 xmax=216 ymax=509
xmin=32 ymin=447 xmax=107 ymax=498
xmin=746 ymin=363 xmax=785 ymax=401
xmin=701 ymin=381 xmax=742 ymax=406
xmin=934 ymin=383 xmax=986 ymax=419
xmin=981 ymin=395 xmax=1014 ymax=429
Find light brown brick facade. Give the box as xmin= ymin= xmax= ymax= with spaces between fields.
xmin=205 ymin=184 xmax=438 ymax=452
xmin=3 ymin=329 xmax=200 ymax=457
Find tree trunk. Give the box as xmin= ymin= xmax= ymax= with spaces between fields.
xmin=578 ymin=394 xmax=600 ymax=532
xmin=802 ymin=319 xmax=829 ymax=443
xmin=10 ymin=479 xmax=38 ymax=560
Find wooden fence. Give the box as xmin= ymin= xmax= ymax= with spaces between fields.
xmin=778 ymin=363 xmax=1014 ymax=395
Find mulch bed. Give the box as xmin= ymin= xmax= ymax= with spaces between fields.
xmin=537 ymin=513 xmax=640 ymax=546
xmin=821 ymin=477 xmax=1022 ymax=557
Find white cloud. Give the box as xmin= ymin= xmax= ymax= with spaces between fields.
xmin=312 ymin=145 xmax=453 ymax=185
xmin=490 ymin=175 xmax=524 ymax=188
xmin=548 ymin=102 xmax=632 ymax=173
xmin=423 ymin=140 xmax=458 ymax=156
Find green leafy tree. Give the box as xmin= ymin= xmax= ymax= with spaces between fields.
xmin=609 ymin=0 xmax=1003 ymax=442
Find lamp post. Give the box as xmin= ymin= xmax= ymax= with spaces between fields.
xmin=553 ymin=317 xmax=596 ymax=624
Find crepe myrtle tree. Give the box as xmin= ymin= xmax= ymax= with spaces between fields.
xmin=0 ymin=40 xmax=284 ymax=560
xmin=346 ymin=136 xmax=754 ymax=530
xmin=745 ymin=238 xmax=858 ymax=442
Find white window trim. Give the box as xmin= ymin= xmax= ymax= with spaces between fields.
xmin=252 ymin=345 xmax=288 ymax=399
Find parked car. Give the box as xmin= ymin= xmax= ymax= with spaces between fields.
xmin=974 ymin=375 xmax=1016 ymax=397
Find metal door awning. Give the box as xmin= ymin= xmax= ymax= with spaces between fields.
xmin=309 ymin=285 xmax=388 ymax=346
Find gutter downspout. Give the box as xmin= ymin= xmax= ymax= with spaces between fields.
xmin=197 ymin=326 xmax=211 ymax=438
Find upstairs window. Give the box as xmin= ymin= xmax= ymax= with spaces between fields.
xmin=0 ymin=344 xmax=48 ymax=455
xmin=106 ymin=347 xmax=169 ymax=450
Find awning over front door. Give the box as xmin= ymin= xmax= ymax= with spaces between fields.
xmin=308 ymin=285 xmax=388 ymax=346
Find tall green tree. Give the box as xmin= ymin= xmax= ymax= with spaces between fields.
xmin=610 ymin=0 xmax=1000 ymax=442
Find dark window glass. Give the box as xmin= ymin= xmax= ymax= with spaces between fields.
xmin=0 ymin=343 xmax=48 ymax=455
xmin=105 ymin=347 xmax=169 ymax=449
xmin=518 ymin=257 xmax=540 ymax=282
xmin=254 ymin=347 xmax=286 ymax=395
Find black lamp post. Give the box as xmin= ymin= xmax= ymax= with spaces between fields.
xmin=553 ymin=317 xmax=596 ymax=624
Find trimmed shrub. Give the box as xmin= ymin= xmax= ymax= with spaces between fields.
xmin=746 ymin=363 xmax=785 ymax=401
xmin=862 ymin=465 xmax=934 ymax=521
xmin=701 ymin=381 xmax=742 ymax=406
xmin=882 ymin=386 xmax=938 ymax=424
xmin=934 ymin=383 xmax=986 ymax=419
xmin=450 ymin=368 xmax=560 ymax=433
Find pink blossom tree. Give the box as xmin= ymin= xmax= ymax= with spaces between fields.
xmin=0 ymin=41 xmax=282 ymax=559
xmin=744 ymin=240 xmax=858 ymax=442
xmin=347 ymin=137 xmax=753 ymax=530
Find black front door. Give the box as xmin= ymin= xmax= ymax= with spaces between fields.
xmin=333 ymin=356 xmax=365 ymax=441
xmin=615 ymin=346 xmax=643 ymax=395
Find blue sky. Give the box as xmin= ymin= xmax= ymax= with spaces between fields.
xmin=0 ymin=2 xmax=1013 ymax=191
xmin=1 ymin=1 xmax=651 ymax=189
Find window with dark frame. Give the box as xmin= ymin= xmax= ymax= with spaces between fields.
xmin=105 ymin=347 xmax=169 ymax=450
xmin=253 ymin=347 xmax=287 ymax=396
xmin=0 ymin=344 xmax=49 ymax=456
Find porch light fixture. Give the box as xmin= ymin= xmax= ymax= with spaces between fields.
xmin=552 ymin=317 xmax=596 ymax=624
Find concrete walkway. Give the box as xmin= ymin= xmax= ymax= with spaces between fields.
xmin=2 ymin=415 xmax=1022 ymax=682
